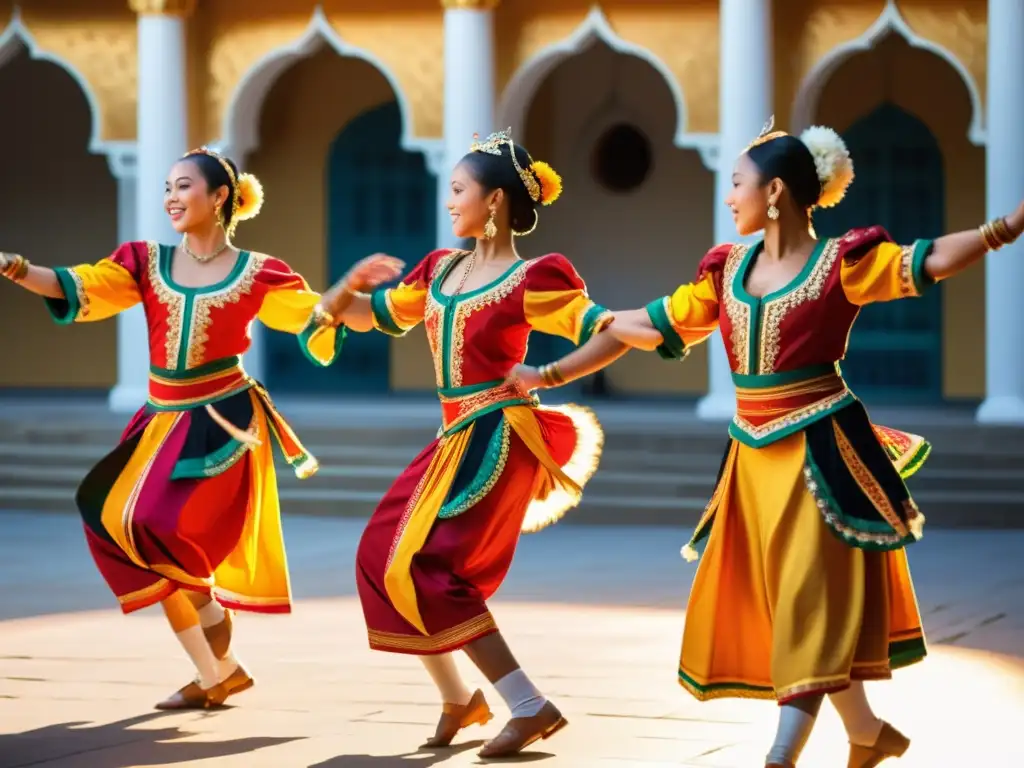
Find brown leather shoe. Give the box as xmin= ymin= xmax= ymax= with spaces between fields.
xmin=422 ymin=689 xmax=493 ymax=748
xmin=222 ymin=664 xmax=255 ymax=698
xmin=848 ymin=721 xmax=910 ymax=768
xmin=477 ymin=701 xmax=568 ymax=758
xmin=204 ymin=610 xmax=233 ymax=660
xmin=154 ymin=680 xmax=229 ymax=710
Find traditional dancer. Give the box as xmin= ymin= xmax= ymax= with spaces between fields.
xmin=508 ymin=120 xmax=1024 ymax=767
xmin=0 ymin=148 xmax=402 ymax=710
xmin=318 ymin=129 xmax=627 ymax=757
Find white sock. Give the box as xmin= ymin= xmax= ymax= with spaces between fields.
xmin=198 ymin=599 xmax=228 ymax=628
xmin=420 ymin=653 xmax=473 ymax=705
xmin=493 ymin=668 xmax=546 ymax=718
xmin=829 ymin=682 xmax=883 ymax=746
xmin=765 ymin=705 xmax=818 ymax=765
xmin=217 ymin=650 xmax=240 ymax=682
xmin=174 ymin=624 xmax=220 ymax=689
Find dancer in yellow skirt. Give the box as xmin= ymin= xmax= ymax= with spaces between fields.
xmin=508 ymin=120 xmax=1024 ymax=767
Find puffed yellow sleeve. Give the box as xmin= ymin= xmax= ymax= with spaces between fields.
xmin=840 ymin=238 xmax=935 ymax=305
xmin=44 ymin=241 xmax=144 ymax=324
xmin=522 ymin=254 xmax=612 ymax=345
xmin=644 ymin=272 xmax=720 ymax=360
xmin=368 ymin=249 xmax=450 ymax=337
xmin=256 ymin=257 xmax=346 ymax=367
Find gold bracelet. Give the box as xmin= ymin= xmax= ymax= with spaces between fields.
xmin=980 ymin=217 xmax=1018 ymax=252
xmin=311 ymin=303 xmax=335 ymax=328
xmin=1 ymin=253 xmax=27 ymax=281
xmin=539 ymin=362 xmax=566 ymax=388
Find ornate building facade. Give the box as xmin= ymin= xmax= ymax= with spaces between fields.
xmin=0 ymin=0 xmax=1020 ymax=423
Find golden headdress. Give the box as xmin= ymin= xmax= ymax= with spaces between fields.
xmin=184 ymin=147 xmax=265 ymax=234
xmin=469 ymin=128 xmax=562 ymax=206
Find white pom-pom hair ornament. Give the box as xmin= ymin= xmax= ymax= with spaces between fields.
xmin=799 ymin=125 xmax=854 ymax=209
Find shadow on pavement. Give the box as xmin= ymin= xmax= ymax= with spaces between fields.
xmin=309 ymin=740 xmax=555 ymax=766
xmin=0 ymin=712 xmax=300 ymax=768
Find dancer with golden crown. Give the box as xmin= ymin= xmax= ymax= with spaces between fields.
xmin=318 ymin=129 xmax=628 ymax=757
xmin=0 ymin=149 xmax=402 ymax=710
xmin=507 ymin=120 xmax=1024 ymax=767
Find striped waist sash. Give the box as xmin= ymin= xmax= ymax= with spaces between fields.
xmin=437 ymin=379 xmax=537 ymax=436
xmin=148 ymin=356 xmax=252 ymax=411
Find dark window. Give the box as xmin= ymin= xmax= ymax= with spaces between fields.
xmin=591 ymin=123 xmax=652 ymax=193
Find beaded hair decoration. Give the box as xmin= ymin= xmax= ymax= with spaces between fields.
xmin=469 ymin=128 xmax=562 ymax=206
xmin=183 ymin=147 xmax=264 ymax=235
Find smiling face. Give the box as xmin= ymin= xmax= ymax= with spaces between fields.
xmin=164 ymin=159 xmax=229 ymax=234
xmin=724 ymin=152 xmax=773 ymax=237
xmin=448 ymin=161 xmax=501 ymax=240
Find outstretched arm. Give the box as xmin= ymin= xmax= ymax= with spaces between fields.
xmin=606 ymin=308 xmax=665 ymax=351
xmin=1 ymin=252 xmax=77 ymax=299
xmin=319 ymin=253 xmax=406 ymax=332
xmin=923 ymin=201 xmax=1024 ymax=280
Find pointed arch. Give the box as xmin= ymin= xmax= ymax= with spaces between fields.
xmin=0 ymin=8 xmax=108 ymax=153
xmin=219 ymin=5 xmax=437 ymax=163
xmin=497 ymin=6 xmax=714 ymax=156
xmin=791 ymin=0 xmax=984 ymax=145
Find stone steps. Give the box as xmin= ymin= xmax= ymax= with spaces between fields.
xmin=2 ymin=400 xmax=1024 ymax=528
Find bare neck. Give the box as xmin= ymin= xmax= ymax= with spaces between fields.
xmin=762 ymin=214 xmax=817 ymax=262
xmin=473 ymin=232 xmax=519 ymax=265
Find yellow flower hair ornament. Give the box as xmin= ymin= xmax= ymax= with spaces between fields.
xmin=531 ymin=161 xmax=562 ymax=206
xmin=235 ymin=173 xmax=264 ymax=222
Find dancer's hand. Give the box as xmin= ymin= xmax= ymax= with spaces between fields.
xmin=506 ymin=363 xmax=543 ymax=394
xmin=1007 ymin=200 xmax=1024 ymax=239
xmin=344 ymin=253 xmax=406 ymax=292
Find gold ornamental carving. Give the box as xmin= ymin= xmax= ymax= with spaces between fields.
xmin=129 ymin=0 xmax=196 ymax=16
xmin=442 ymin=0 xmax=500 ymax=9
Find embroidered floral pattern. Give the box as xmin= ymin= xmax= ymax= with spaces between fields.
xmin=832 ymin=419 xmax=908 ymax=536
xmin=187 ymin=253 xmax=264 ymax=368
xmin=898 ymin=244 xmax=917 ymax=297
xmin=146 ymin=241 xmax=185 ymax=367
xmin=758 ymin=238 xmax=841 ymax=373
xmin=722 ymin=244 xmax=751 ymax=374
xmin=449 ymin=263 xmax=528 ymax=387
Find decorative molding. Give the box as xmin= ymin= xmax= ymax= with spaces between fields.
xmin=105 ymin=142 xmax=138 ymax=179
xmin=791 ymin=0 xmax=984 ymax=146
xmin=441 ymin=0 xmax=499 ymax=9
xmin=496 ymin=6 xmax=714 ymax=155
xmin=0 ymin=7 xmax=123 ymax=156
xmin=217 ymin=6 xmax=437 ymax=164
xmin=128 ymin=0 xmax=196 ymax=17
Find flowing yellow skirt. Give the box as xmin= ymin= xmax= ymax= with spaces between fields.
xmin=679 ymin=431 xmax=926 ymax=703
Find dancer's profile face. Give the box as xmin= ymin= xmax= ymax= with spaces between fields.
xmin=448 ymin=162 xmax=495 ymax=240
xmin=164 ymin=160 xmax=229 ymax=234
xmin=725 ymin=153 xmax=769 ymax=237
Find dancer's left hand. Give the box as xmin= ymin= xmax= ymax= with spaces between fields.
xmin=506 ymin=363 xmax=543 ymax=394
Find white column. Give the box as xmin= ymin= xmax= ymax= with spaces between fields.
xmin=438 ymin=0 xmax=497 ymax=248
xmin=109 ymin=0 xmax=193 ymax=413
xmin=696 ymin=0 xmax=772 ymax=421
xmin=104 ymin=147 xmax=149 ymax=413
xmin=977 ymin=0 xmax=1024 ymax=424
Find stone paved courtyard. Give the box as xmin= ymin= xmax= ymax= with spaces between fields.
xmin=1 ymin=512 xmax=1023 ymax=767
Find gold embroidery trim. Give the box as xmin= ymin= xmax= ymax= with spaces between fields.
xmin=758 ymin=238 xmax=841 ymax=373
xmin=449 ymin=262 xmax=528 ymax=387
xmin=439 ymin=382 xmax=536 ymax=433
xmin=187 ymin=253 xmax=264 ymax=368
xmin=146 ymin=241 xmax=185 ymax=367
xmin=722 ymin=244 xmax=751 ymax=374
xmin=367 ymin=612 xmax=497 ymax=652
xmin=732 ymin=387 xmax=852 ymax=440
xmin=832 ymin=420 xmax=908 ymax=537
xmin=897 ymin=244 xmax=917 ymax=297
xmin=424 ymin=251 xmax=467 ymax=387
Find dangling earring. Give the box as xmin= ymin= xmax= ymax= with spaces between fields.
xmin=767 ymin=202 xmax=780 ymax=221
xmin=483 ymin=206 xmax=498 ymax=240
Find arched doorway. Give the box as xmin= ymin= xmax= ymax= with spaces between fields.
xmin=324 ymin=101 xmax=436 ymax=392
xmin=0 ymin=49 xmax=117 ymax=390
xmin=515 ymin=40 xmax=713 ymax=398
xmin=252 ymin=52 xmax=436 ymax=395
xmin=813 ymin=102 xmax=944 ymax=402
